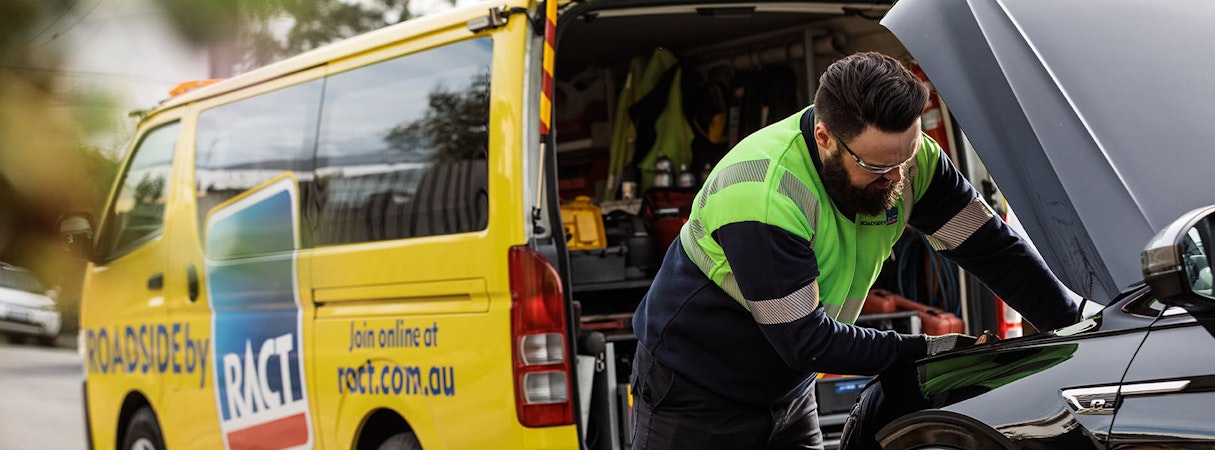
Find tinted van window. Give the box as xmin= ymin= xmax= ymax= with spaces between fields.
xmin=97 ymin=122 xmax=179 ymax=259
xmin=314 ymin=38 xmax=492 ymax=245
xmin=195 ymin=79 xmax=323 ymax=247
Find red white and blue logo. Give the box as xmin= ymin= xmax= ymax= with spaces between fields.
xmin=206 ymin=176 xmax=312 ymax=450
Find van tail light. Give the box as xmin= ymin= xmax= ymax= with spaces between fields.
xmin=994 ymin=208 xmax=1024 ymax=339
xmin=509 ymin=246 xmax=574 ymax=427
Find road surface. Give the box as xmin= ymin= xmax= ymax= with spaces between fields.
xmin=0 ymin=343 xmax=86 ymax=450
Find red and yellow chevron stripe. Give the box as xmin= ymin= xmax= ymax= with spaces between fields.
xmin=540 ymin=0 xmax=556 ymax=135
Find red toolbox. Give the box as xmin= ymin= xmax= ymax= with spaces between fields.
xmin=866 ymin=288 xmax=963 ymax=335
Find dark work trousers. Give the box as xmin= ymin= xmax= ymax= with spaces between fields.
xmin=630 ymin=345 xmax=824 ymax=449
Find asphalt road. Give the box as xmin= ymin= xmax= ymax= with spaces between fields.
xmin=0 ymin=343 xmax=86 ymax=450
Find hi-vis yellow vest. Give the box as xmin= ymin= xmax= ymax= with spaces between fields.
xmin=679 ymin=107 xmax=942 ymax=324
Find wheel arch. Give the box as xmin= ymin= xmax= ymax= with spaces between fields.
xmin=877 ymin=409 xmax=1017 ymax=450
xmin=114 ymin=391 xmax=158 ymax=449
xmin=355 ymin=408 xmax=417 ymax=450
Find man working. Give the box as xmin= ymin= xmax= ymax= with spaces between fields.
xmin=630 ymin=52 xmax=1077 ymax=449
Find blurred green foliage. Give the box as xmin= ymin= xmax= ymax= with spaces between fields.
xmin=0 ymin=0 xmax=125 ymax=341
xmin=155 ymin=0 xmax=416 ymax=74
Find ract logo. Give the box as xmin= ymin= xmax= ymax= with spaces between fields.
xmin=207 ymin=176 xmax=312 ymax=450
xmin=223 ymin=334 xmax=297 ymax=417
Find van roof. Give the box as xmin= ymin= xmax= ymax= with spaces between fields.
xmin=151 ymin=0 xmax=529 ymax=117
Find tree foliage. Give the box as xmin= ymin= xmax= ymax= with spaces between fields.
xmin=239 ymin=0 xmax=412 ymax=70
xmin=0 ymin=0 xmax=123 ymax=337
xmin=384 ymin=73 xmax=490 ymax=163
xmin=156 ymin=0 xmax=427 ymax=74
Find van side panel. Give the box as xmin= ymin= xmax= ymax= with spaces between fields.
xmin=159 ymin=109 xmax=224 ymax=450
xmin=79 ymin=117 xmax=183 ymax=449
xmin=305 ymin=5 xmax=572 ymax=448
xmin=80 ymin=236 xmax=170 ymax=449
xmin=163 ymin=64 xmax=332 ymax=450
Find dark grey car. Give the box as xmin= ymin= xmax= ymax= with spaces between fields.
xmin=841 ymin=0 xmax=1215 ymax=448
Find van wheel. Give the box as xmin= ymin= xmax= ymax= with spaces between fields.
xmin=377 ymin=432 xmax=422 ymax=450
xmin=121 ymin=407 xmax=165 ymax=450
xmin=37 ymin=335 xmax=56 ymax=347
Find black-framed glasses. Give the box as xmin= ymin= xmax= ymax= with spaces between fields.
xmin=832 ymin=133 xmax=906 ymax=174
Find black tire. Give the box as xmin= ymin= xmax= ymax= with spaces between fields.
xmin=120 ymin=407 xmax=165 ymax=450
xmin=878 ymin=416 xmax=1015 ymax=450
xmin=377 ymin=432 xmax=422 ymax=450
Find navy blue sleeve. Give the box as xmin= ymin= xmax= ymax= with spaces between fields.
xmin=910 ymin=155 xmax=1078 ymax=331
xmin=714 ymin=221 xmax=928 ymax=374
xmin=712 ymin=221 xmax=817 ymax=300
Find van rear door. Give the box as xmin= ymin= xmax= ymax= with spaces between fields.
xmin=305 ymin=6 xmax=542 ymax=446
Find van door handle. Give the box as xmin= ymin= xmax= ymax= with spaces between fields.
xmin=147 ymin=273 xmax=164 ymax=290
xmin=187 ymin=264 xmax=200 ymax=302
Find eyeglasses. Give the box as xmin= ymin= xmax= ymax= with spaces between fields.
xmin=832 ymin=133 xmax=907 ymax=175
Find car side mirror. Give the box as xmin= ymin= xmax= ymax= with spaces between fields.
xmin=58 ymin=212 xmax=96 ymax=261
xmin=1142 ymin=205 xmax=1215 ymax=313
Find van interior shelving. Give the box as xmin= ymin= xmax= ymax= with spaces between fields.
xmin=546 ymin=3 xmax=919 ymax=448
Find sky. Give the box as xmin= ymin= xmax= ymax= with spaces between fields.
xmin=48 ymin=0 xmax=205 ymax=107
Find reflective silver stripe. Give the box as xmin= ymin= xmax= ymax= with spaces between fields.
xmin=901 ymin=161 xmax=919 ymax=220
xmin=681 ymin=158 xmax=769 ymax=298
xmin=824 ymin=302 xmax=842 ymax=320
xmin=746 ymin=281 xmax=820 ymax=324
xmin=721 ymin=272 xmax=744 ymax=305
xmin=777 ymin=170 xmax=820 ymax=239
xmin=837 ymin=297 xmax=865 ymax=324
xmin=821 ymin=297 xmax=865 ymax=323
xmin=926 ymin=198 xmax=995 ymax=251
xmin=698 ymin=159 xmax=769 ymax=210
xmin=681 ymin=219 xmax=715 ymax=276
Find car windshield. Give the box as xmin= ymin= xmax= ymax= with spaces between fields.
xmin=0 ymin=268 xmax=44 ymax=294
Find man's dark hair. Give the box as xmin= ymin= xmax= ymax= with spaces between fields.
xmin=814 ymin=52 xmax=928 ymax=140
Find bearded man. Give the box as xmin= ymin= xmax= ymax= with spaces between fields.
xmin=629 ymin=52 xmax=1078 ymax=449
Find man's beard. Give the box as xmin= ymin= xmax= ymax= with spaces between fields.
xmin=820 ymin=151 xmax=905 ymax=218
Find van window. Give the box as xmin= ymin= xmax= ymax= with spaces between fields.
xmin=195 ymin=79 xmax=323 ymax=247
xmin=96 ymin=122 xmax=179 ymax=259
xmin=314 ymin=38 xmax=492 ymax=246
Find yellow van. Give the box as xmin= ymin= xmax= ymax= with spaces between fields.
xmin=60 ymin=0 xmax=925 ymax=448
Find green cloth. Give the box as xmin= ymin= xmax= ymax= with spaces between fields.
xmin=605 ymin=48 xmax=694 ymax=199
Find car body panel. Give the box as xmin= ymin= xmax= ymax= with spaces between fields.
xmin=1110 ymin=313 xmax=1215 ymax=447
xmin=857 ymin=286 xmax=1209 ymax=448
xmin=908 ymin=296 xmax=1150 ymax=448
xmin=883 ymin=0 xmax=1215 ymax=302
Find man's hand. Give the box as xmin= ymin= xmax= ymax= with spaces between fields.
xmin=925 ymin=333 xmax=978 ymax=356
xmin=975 ymin=330 xmax=1000 ymax=345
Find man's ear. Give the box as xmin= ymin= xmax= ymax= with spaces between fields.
xmin=812 ymin=122 xmax=832 ymax=151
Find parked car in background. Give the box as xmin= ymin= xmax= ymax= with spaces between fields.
xmin=840 ymin=0 xmax=1215 ymax=448
xmin=0 ymin=263 xmax=60 ymax=346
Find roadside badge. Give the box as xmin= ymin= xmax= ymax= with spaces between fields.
xmin=206 ymin=175 xmax=313 ymax=450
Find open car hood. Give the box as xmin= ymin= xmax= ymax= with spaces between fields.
xmin=883 ymin=0 xmax=1215 ymax=301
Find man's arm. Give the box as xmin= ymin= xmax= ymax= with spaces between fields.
xmin=908 ymin=151 xmax=1078 ymax=332
xmin=713 ymin=221 xmax=929 ymax=375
